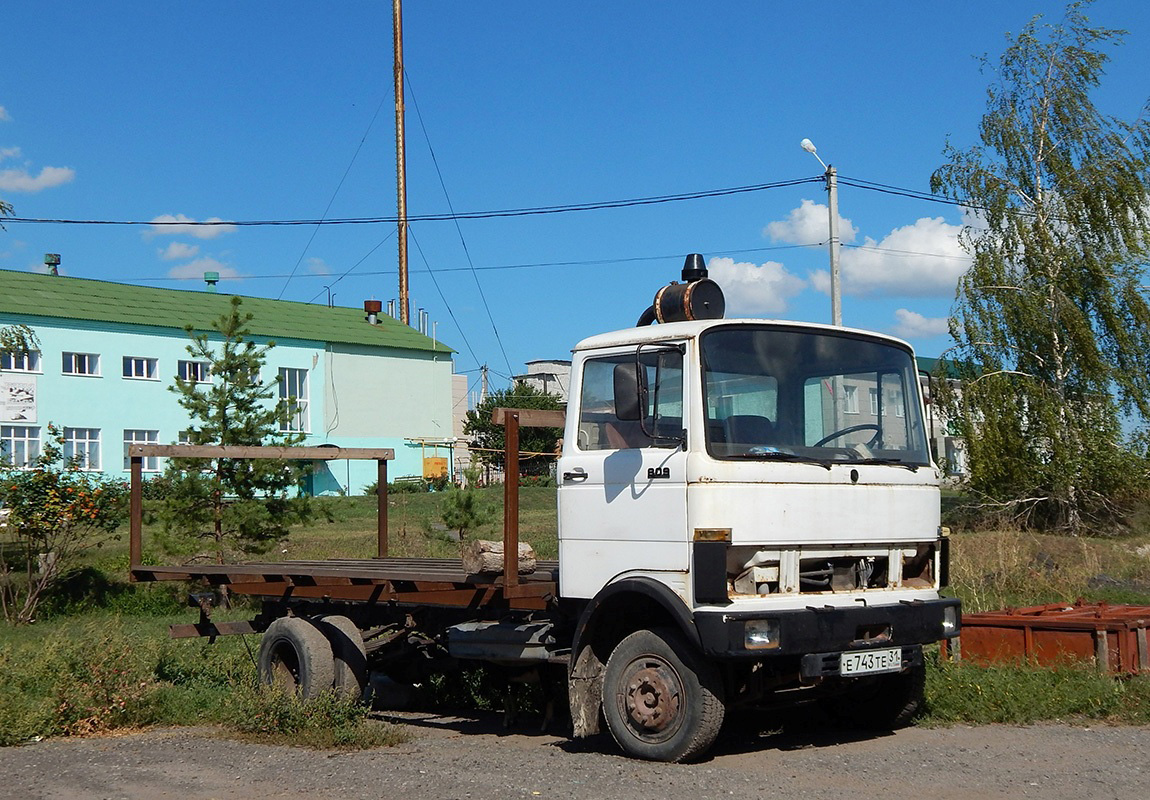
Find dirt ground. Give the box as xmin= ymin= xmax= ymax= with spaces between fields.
xmin=0 ymin=713 xmax=1146 ymax=800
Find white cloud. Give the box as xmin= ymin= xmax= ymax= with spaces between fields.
xmin=707 ymin=256 xmax=807 ymax=316
xmin=306 ymin=257 xmax=331 ymax=275
xmin=0 ymin=107 xmax=10 ymax=122
xmin=764 ymin=198 xmax=858 ymax=245
xmin=0 ymin=147 xmax=20 ymax=161
xmin=833 ymin=216 xmax=970 ymax=297
xmin=0 ymin=165 xmax=75 ymax=192
xmin=167 ymin=257 xmax=241 ymax=281
xmin=892 ymin=308 xmax=950 ymax=339
xmin=158 ymin=242 xmax=200 ymax=261
xmin=149 ymin=213 xmax=236 ymax=239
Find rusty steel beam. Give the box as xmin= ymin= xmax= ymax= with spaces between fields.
xmin=129 ymin=455 xmax=143 ymax=577
xmin=377 ymin=458 xmax=389 ymax=558
xmin=503 ymin=410 xmax=520 ymax=590
xmin=491 ymin=407 xmax=566 ymax=429
xmin=129 ymin=444 xmax=395 ymax=460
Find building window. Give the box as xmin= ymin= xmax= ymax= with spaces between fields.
xmin=123 ymin=429 xmax=159 ymax=471
xmin=64 ymin=427 xmax=101 ymax=470
xmin=62 ymin=352 xmax=100 ymax=376
xmin=1 ymin=351 xmax=41 ymax=372
xmin=888 ymin=387 xmax=905 ymax=417
xmin=178 ymin=360 xmax=211 ymax=383
xmin=0 ymin=425 xmax=40 ymax=468
xmin=123 ymin=356 xmax=158 ymax=380
xmin=278 ymin=367 xmax=309 ymax=432
xmin=843 ymin=384 xmax=859 ymax=414
xmin=869 ymin=387 xmax=880 ymax=416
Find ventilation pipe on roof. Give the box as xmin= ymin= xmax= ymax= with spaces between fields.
xmin=387 ymin=299 xmax=396 ymax=319
xmin=418 ymin=308 xmax=428 ymax=335
xmin=44 ymin=253 xmax=60 ymax=276
xmin=364 ymin=299 xmax=383 ymax=325
xmin=204 ymin=271 xmax=220 ymax=292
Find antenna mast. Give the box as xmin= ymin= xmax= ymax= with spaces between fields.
xmin=392 ymin=0 xmax=410 ymax=325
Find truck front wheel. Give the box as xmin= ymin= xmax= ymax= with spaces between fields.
xmin=602 ymin=627 xmax=725 ymax=762
xmin=258 ymin=616 xmax=336 ymax=699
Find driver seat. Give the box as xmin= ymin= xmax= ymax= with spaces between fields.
xmin=724 ymin=414 xmax=776 ymax=446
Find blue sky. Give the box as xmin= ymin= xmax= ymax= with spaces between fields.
xmin=3 ymin=2 xmax=1149 ymax=394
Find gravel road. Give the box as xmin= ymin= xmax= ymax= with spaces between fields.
xmin=1 ymin=713 xmax=1146 ymax=800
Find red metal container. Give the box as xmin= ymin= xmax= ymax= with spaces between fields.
xmin=954 ymin=601 xmax=1150 ymax=675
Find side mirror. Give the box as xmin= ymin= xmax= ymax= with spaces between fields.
xmin=613 ymin=362 xmax=648 ymax=421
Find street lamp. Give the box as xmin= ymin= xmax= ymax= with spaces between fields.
xmin=800 ymin=138 xmax=842 ymax=326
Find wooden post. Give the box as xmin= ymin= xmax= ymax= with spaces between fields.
xmin=377 ymin=458 xmax=389 ymax=558
xmin=503 ymin=411 xmax=520 ymax=590
xmin=129 ymin=455 xmax=143 ymax=578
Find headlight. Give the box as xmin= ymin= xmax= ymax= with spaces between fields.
xmin=941 ymin=606 xmax=960 ymax=637
xmin=744 ymin=619 xmax=781 ymax=650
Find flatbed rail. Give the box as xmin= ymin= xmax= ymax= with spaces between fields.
xmin=131 ymin=556 xmax=559 ymax=609
xmin=127 ymin=412 xmax=565 ymax=615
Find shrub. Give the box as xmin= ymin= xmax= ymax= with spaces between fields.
xmin=0 ymin=425 xmax=129 ymax=625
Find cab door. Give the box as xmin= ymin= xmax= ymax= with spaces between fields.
xmin=558 ymin=345 xmax=688 ymax=599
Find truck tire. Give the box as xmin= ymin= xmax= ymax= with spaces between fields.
xmin=824 ymin=661 xmax=926 ymax=730
xmin=315 ymin=615 xmax=368 ymax=700
xmin=258 ymin=616 xmax=336 ymax=699
xmin=602 ymin=627 xmax=725 ymax=762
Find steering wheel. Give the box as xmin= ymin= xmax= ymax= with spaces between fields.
xmin=813 ymin=423 xmax=882 ymax=448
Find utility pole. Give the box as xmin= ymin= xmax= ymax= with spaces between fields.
xmin=825 ymin=165 xmax=842 ymax=327
xmin=480 ymin=364 xmax=489 ymax=404
xmin=800 ymin=138 xmax=842 ymax=327
xmin=392 ymin=0 xmax=410 ymax=325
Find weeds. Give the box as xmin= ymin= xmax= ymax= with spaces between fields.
xmin=923 ymin=655 xmax=1150 ymax=725
xmin=226 ymin=686 xmax=409 ymax=749
xmin=949 ymin=529 xmax=1150 ymax=611
xmin=0 ymin=616 xmax=406 ymax=750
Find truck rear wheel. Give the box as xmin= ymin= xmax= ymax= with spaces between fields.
xmin=602 ymin=627 xmax=725 ymax=762
xmin=259 ymin=616 xmax=335 ymax=699
xmin=315 ymin=615 xmax=368 ymax=700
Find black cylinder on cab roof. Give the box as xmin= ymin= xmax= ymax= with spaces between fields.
xmin=637 ymin=253 xmax=726 ymax=326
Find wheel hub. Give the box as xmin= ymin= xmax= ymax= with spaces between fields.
xmin=625 ymin=664 xmax=680 ymax=732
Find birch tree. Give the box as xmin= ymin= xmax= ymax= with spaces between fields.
xmin=931 ymin=1 xmax=1150 ymax=531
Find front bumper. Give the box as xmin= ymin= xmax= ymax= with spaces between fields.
xmin=694 ymin=596 xmax=960 ymax=659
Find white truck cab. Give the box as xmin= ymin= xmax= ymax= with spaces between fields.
xmin=559 ymin=256 xmax=959 ymax=761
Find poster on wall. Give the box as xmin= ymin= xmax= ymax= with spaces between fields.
xmin=0 ymin=375 xmax=37 ymax=422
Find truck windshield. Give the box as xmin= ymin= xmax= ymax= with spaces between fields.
xmin=700 ymin=326 xmax=931 ymax=466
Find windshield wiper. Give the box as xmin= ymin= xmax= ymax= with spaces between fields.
xmin=848 ymin=456 xmax=919 ymax=472
xmin=731 ymin=450 xmax=833 ymax=470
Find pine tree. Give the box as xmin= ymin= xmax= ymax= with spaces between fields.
xmin=931 ymin=1 xmax=1150 ymax=531
xmin=158 ymin=296 xmax=313 ymax=561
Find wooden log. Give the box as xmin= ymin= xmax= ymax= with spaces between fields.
xmin=463 ymin=539 xmax=536 ymax=575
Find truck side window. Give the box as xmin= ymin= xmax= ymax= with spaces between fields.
xmin=577 ymin=351 xmax=683 ymax=451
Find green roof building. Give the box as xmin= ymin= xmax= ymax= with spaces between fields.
xmin=0 ymin=269 xmax=455 ymax=493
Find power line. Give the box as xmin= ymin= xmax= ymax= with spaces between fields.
xmin=4 ymin=176 xmax=824 ymax=228
xmin=405 ymin=69 xmax=514 ymax=378
xmin=277 ymin=93 xmax=391 ymax=299
xmin=304 ymin=231 xmax=395 ymax=304
xmin=408 ymin=226 xmax=485 ymax=370
xmin=134 ymin=243 xmax=819 ymax=283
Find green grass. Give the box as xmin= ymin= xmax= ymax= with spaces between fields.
xmin=6 ymin=488 xmax=1150 ymax=747
xmin=922 ymin=653 xmax=1150 ymax=725
xmin=0 ymin=614 xmax=408 ymax=749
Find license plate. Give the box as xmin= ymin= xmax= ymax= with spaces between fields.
xmin=840 ymin=647 xmax=903 ymax=676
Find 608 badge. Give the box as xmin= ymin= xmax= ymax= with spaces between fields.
xmin=647 ymin=467 xmax=670 ymax=480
